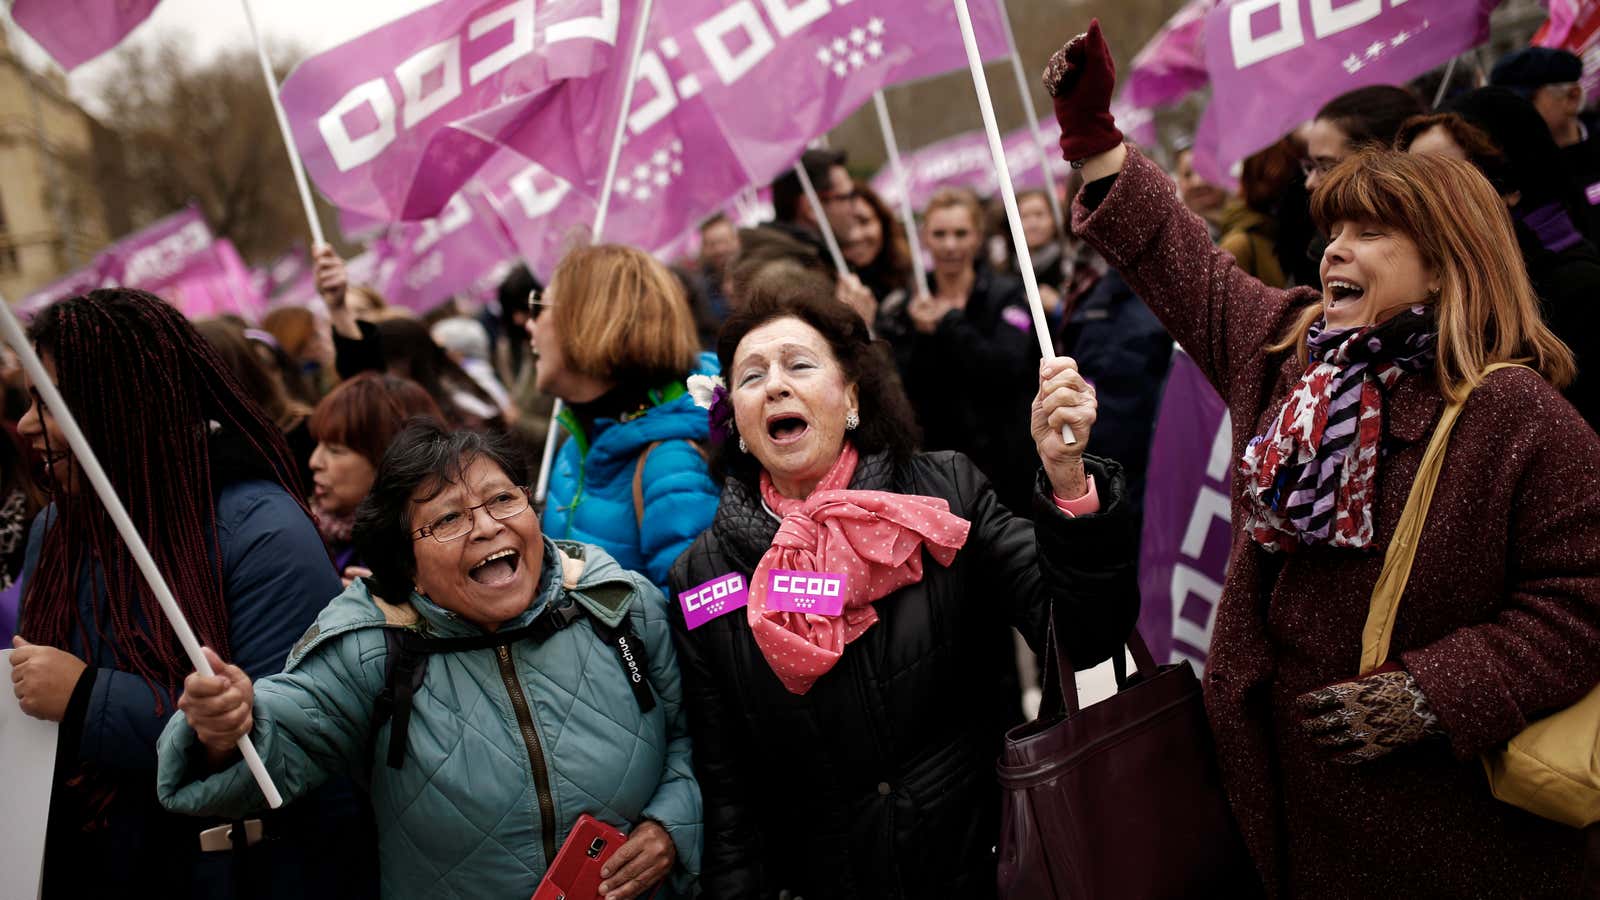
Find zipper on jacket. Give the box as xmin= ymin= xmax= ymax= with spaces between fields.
xmin=496 ymin=643 xmax=557 ymax=864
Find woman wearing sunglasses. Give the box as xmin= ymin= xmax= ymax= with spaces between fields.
xmin=158 ymin=423 xmax=701 ymax=900
xmin=528 ymin=245 xmax=721 ymax=594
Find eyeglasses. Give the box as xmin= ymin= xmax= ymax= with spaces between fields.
xmin=1300 ymin=158 xmax=1337 ymax=179
xmin=411 ymin=486 xmax=532 ymax=543
xmin=527 ymin=289 xmax=555 ymax=320
xmin=821 ymin=188 xmax=859 ymax=206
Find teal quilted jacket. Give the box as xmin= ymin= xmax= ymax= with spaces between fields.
xmin=156 ymin=539 xmax=702 ymax=899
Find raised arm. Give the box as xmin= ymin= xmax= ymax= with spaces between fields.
xmin=1046 ymin=20 xmax=1314 ymax=397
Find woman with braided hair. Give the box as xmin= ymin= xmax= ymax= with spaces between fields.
xmin=9 ymin=289 xmax=366 ymax=897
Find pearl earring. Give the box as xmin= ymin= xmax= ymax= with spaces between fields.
xmin=738 ymin=435 xmax=748 ymax=453
xmin=845 ymin=410 xmax=859 ymax=431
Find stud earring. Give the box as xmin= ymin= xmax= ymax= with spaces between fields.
xmin=845 ymin=410 xmax=859 ymax=431
xmin=738 ymin=435 xmax=748 ymax=453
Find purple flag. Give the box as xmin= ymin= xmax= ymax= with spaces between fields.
xmin=497 ymin=0 xmax=1010 ymax=254
xmin=1137 ymin=352 xmax=1232 ymax=668
xmin=17 ymin=267 xmax=111 ymax=318
xmin=1126 ymin=0 xmax=1215 ymax=109
xmin=1193 ymin=0 xmax=1502 ymax=184
xmin=370 ymin=191 xmax=518 ymax=312
xmin=279 ymin=0 xmax=627 ymax=221
xmin=11 ymin=0 xmax=161 ymax=70
xmin=870 ymin=125 xmax=1070 ymax=213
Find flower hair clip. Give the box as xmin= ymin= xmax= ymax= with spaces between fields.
xmin=687 ymin=374 xmax=735 ymax=445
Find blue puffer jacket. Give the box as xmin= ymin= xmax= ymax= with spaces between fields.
xmin=156 ymin=538 xmax=702 ymax=900
xmin=544 ymin=357 xmax=720 ymax=591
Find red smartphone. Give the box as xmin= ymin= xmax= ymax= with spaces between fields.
xmin=531 ymin=814 xmax=628 ymax=900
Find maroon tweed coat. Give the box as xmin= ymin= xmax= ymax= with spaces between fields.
xmin=1074 ymin=149 xmax=1600 ymax=898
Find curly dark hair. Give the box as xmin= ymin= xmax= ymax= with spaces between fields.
xmin=712 ymin=266 xmax=920 ymax=491
xmin=353 ymin=422 xmax=530 ymax=602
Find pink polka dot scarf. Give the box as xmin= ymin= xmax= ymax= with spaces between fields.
xmin=749 ymin=443 xmax=972 ymax=694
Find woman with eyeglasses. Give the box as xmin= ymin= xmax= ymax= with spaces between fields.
xmin=527 ymin=245 xmax=721 ymax=595
xmin=158 ymin=423 xmax=702 ymax=900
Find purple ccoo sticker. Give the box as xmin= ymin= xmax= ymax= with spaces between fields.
xmin=1587 ymin=181 xmax=1600 ymax=206
xmin=679 ymin=572 xmax=749 ymax=630
xmin=765 ymin=570 xmax=847 ymax=617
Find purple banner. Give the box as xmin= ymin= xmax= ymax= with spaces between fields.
xmin=1137 ymin=351 xmax=1232 ymax=667
xmin=17 ymin=206 xmax=262 ymax=321
xmin=279 ymin=0 xmax=625 ymax=221
xmin=507 ymin=0 xmax=1009 ymax=253
xmin=1126 ymin=0 xmax=1215 ymax=109
xmin=870 ymin=125 xmax=1071 ymax=213
xmin=370 ymin=191 xmax=518 ymax=312
xmin=1193 ymin=0 xmax=1501 ymax=184
xmin=11 ymin=0 xmax=161 ymax=70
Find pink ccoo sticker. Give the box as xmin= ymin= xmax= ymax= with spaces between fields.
xmin=678 ymin=572 xmax=749 ymax=630
xmin=765 ymin=570 xmax=848 ymax=617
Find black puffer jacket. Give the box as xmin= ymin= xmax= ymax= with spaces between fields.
xmin=668 ymin=450 xmax=1139 ymax=900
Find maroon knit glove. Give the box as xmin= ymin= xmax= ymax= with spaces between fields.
xmin=1295 ymin=663 xmax=1443 ymax=765
xmin=1042 ymin=19 xmax=1123 ymax=163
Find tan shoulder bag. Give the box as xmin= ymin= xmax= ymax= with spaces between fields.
xmin=1359 ymin=363 xmax=1600 ymax=828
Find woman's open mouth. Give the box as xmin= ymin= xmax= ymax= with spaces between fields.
xmin=766 ymin=414 xmax=810 ymax=446
xmin=1325 ymin=279 xmax=1366 ymax=312
xmin=469 ymin=548 xmax=521 ymax=586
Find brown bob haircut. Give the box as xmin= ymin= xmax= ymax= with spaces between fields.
xmin=260 ymin=306 xmax=318 ymax=361
xmin=546 ymin=244 xmax=700 ymax=385
xmin=309 ymin=373 xmax=445 ymax=466
xmin=1276 ymin=149 xmax=1576 ymax=401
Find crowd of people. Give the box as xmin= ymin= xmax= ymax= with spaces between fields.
xmin=5 ymin=17 xmax=1599 ymax=900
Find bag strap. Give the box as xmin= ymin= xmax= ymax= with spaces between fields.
xmin=1358 ymin=363 xmax=1529 ymax=674
xmin=632 ymin=439 xmax=710 ymax=526
xmin=1042 ymin=604 xmax=1159 ymax=718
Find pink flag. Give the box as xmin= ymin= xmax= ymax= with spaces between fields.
xmin=1126 ymin=0 xmax=1216 ymax=109
xmin=369 ymin=191 xmax=518 ymax=312
xmin=870 ymin=126 xmax=1071 ymax=213
xmin=11 ymin=0 xmax=161 ymax=70
xmin=279 ymin=0 xmax=627 ymax=221
xmin=1192 ymin=0 xmax=1501 ymax=185
xmin=504 ymin=0 xmax=1011 ymax=256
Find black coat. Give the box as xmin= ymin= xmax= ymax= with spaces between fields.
xmin=1516 ymin=220 xmax=1600 ymax=430
xmin=668 ymin=451 xmax=1140 ymax=900
xmin=876 ymin=267 xmax=1040 ymax=516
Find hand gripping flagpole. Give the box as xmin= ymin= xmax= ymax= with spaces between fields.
xmin=536 ymin=0 xmax=655 ymax=505
xmin=0 ymin=297 xmax=284 ymax=808
xmin=952 ymin=0 xmax=1074 ymax=445
xmin=794 ymin=162 xmax=850 ymax=277
xmin=872 ymin=91 xmax=929 ymax=296
xmin=994 ymin=0 xmax=1065 ymax=238
xmin=239 ymin=0 xmax=325 ymax=249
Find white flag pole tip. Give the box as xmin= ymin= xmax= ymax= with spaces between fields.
xmin=794 ymin=162 xmax=850 ymax=277
xmin=873 ymin=91 xmax=928 ymax=296
xmin=239 ymin=0 xmax=323 ymax=250
xmin=951 ymin=0 xmax=1075 ymax=445
xmin=0 ymin=298 xmax=283 ymax=808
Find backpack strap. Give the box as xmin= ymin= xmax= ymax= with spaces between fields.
xmin=632 ymin=440 xmax=710 ymax=526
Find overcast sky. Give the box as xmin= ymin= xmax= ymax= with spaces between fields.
xmin=5 ymin=0 xmax=441 ymax=113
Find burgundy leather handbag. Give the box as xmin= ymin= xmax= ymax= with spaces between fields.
xmin=996 ymin=612 xmax=1259 ymax=899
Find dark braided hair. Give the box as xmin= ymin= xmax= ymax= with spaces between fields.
xmin=21 ymin=289 xmax=303 ymax=710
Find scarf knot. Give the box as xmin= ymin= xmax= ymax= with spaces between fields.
xmin=1240 ymin=306 xmax=1437 ymax=552
xmin=749 ymin=445 xmax=971 ymax=694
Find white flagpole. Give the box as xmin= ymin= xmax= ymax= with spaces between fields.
xmin=952 ymin=0 xmax=1074 ymax=445
xmin=872 ymin=91 xmax=928 ymax=296
xmin=590 ymin=0 xmax=655 ymax=244
xmin=794 ymin=162 xmax=850 ymax=276
xmin=994 ymin=0 xmax=1066 ymax=238
xmin=239 ymin=0 xmax=325 ymax=249
xmin=537 ymin=0 xmax=655 ymax=505
xmin=0 ymin=297 xmax=284 ymax=808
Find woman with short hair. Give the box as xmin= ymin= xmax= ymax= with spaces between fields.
xmin=670 ymin=268 xmax=1139 ymax=899
xmin=531 ymin=245 xmax=719 ymax=592
xmin=1047 ymin=22 xmax=1600 ymax=897
xmin=158 ymin=424 xmax=701 ymax=900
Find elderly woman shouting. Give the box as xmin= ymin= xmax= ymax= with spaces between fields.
xmin=156 ymin=425 xmax=701 ymax=900
xmin=1046 ymin=21 xmax=1600 ymax=898
xmin=669 ymin=268 xmax=1139 ymax=899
